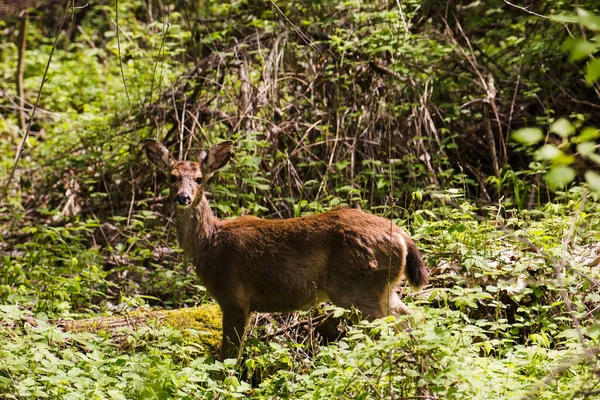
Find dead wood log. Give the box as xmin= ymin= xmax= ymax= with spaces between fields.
xmin=54 ymin=305 xmax=223 ymax=354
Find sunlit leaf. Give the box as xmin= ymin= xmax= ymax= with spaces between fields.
xmin=585 ymin=171 xmax=600 ymax=192
xmin=576 ymin=8 xmax=600 ymax=31
xmin=578 ymin=127 xmax=600 ymax=142
xmin=577 ymin=142 xmax=596 ymax=156
xmin=535 ymin=144 xmax=561 ymax=161
xmin=544 ymin=166 xmax=575 ymax=188
xmin=552 ymin=14 xmax=578 ymax=24
xmin=567 ymin=39 xmax=597 ymax=62
xmin=224 ymin=376 xmax=240 ymax=389
xmin=556 ymin=154 xmax=575 ymax=165
xmin=586 ymin=58 xmax=600 ymax=85
xmin=512 ymin=128 xmax=543 ymax=146
xmin=535 ymin=144 xmax=574 ymax=165
xmin=550 ymin=118 xmax=575 ymax=138
xmin=589 ymin=153 xmax=600 ymax=165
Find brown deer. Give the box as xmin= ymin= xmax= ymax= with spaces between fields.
xmin=143 ymin=139 xmax=428 ymax=360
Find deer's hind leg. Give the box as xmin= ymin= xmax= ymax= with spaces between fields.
xmin=384 ymin=283 xmax=412 ymax=316
xmin=325 ymin=236 xmax=407 ymax=320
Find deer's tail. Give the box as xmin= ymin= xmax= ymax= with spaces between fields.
xmin=403 ymin=236 xmax=428 ymax=289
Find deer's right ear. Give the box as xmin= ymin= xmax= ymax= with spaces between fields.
xmin=202 ymin=141 xmax=233 ymax=174
xmin=143 ymin=139 xmax=174 ymax=173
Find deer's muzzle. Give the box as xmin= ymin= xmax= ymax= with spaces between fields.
xmin=176 ymin=193 xmax=192 ymax=207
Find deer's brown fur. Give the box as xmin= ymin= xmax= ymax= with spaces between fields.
xmin=143 ymin=139 xmax=428 ymax=360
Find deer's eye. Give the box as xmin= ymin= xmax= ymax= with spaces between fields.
xmin=195 ymin=177 xmax=203 ymax=185
xmin=170 ymin=175 xmax=177 ymax=183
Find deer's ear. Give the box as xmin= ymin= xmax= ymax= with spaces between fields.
xmin=143 ymin=139 xmax=174 ymax=173
xmin=202 ymin=141 xmax=233 ymax=174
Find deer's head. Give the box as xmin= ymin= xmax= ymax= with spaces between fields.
xmin=143 ymin=140 xmax=233 ymax=209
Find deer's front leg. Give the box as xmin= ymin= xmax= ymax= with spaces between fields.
xmin=219 ymin=308 xmax=249 ymax=361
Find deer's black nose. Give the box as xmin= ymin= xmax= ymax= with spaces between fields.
xmin=176 ymin=193 xmax=191 ymax=205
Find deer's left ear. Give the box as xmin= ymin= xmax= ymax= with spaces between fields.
xmin=201 ymin=141 xmax=233 ymax=174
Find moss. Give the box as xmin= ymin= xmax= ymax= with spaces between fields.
xmin=58 ymin=305 xmax=223 ymax=356
xmin=161 ymin=304 xmax=222 ymax=356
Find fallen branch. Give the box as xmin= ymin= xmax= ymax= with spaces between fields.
xmin=52 ymin=305 xmax=223 ymax=354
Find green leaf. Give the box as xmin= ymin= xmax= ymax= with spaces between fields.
xmin=567 ymin=39 xmax=597 ymax=62
xmin=550 ymin=118 xmax=575 ymax=138
xmin=512 ymin=128 xmax=543 ymax=146
xmin=535 ymin=144 xmax=561 ymax=161
xmin=554 ymin=154 xmax=575 ymax=165
xmin=578 ymin=127 xmax=600 ymax=142
xmin=332 ymin=307 xmax=345 ymax=318
xmin=223 ymin=358 xmax=237 ymax=367
xmin=589 ymin=153 xmax=600 ymax=165
xmin=586 ymin=58 xmax=600 ymax=85
xmin=428 ymin=289 xmax=440 ymax=301
xmin=544 ymin=166 xmax=575 ymax=188
xmin=585 ymin=171 xmax=600 ymax=192
xmin=576 ymin=8 xmax=600 ymax=31
xmin=577 ymin=142 xmax=596 ymax=157
xmin=224 ymin=376 xmax=240 ymax=389
xmin=454 ymin=297 xmax=477 ymax=309
xmin=448 ymin=223 xmax=466 ymax=233
xmin=552 ymin=14 xmax=578 ymax=24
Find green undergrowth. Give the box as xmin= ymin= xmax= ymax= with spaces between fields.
xmin=0 ymin=304 xmax=597 ymax=399
xmin=1 ymin=195 xmax=599 ymax=398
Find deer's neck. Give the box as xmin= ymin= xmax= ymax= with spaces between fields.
xmin=174 ymin=196 xmax=218 ymax=265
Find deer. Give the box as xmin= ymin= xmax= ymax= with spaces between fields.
xmin=143 ymin=139 xmax=428 ymax=360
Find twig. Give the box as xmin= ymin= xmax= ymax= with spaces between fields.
xmin=387 ymin=121 xmax=395 ymax=316
xmin=147 ymin=14 xmax=170 ymax=105
xmin=502 ymin=0 xmax=550 ymax=19
xmin=558 ymin=193 xmax=588 ymax=344
xmin=1 ymin=0 xmax=70 ymax=201
xmin=260 ymin=312 xmax=328 ymax=340
xmin=447 ymin=17 xmax=502 ymax=175
xmin=238 ymin=58 xmax=252 ymax=131
xmin=269 ymin=0 xmax=321 ymax=53
xmin=315 ymin=108 xmax=348 ymax=200
xmin=15 ymin=11 xmax=28 ymax=130
xmin=172 ymin=88 xmax=182 ymax=159
xmin=371 ymin=61 xmax=408 ymax=82
xmin=126 ymin=167 xmax=135 ymax=227
xmin=115 ymin=0 xmax=132 ymax=107
xmin=506 ymin=57 xmax=522 ymax=154
xmin=395 ymin=0 xmax=409 ymax=40
xmin=483 ymin=101 xmax=500 ymax=177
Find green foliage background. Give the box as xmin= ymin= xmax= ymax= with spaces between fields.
xmin=0 ymin=0 xmax=599 ymax=398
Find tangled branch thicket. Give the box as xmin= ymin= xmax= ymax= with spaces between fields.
xmin=122 ymin=1 xmax=599 ymax=215
xmin=3 ymin=1 xmax=598 ymax=219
